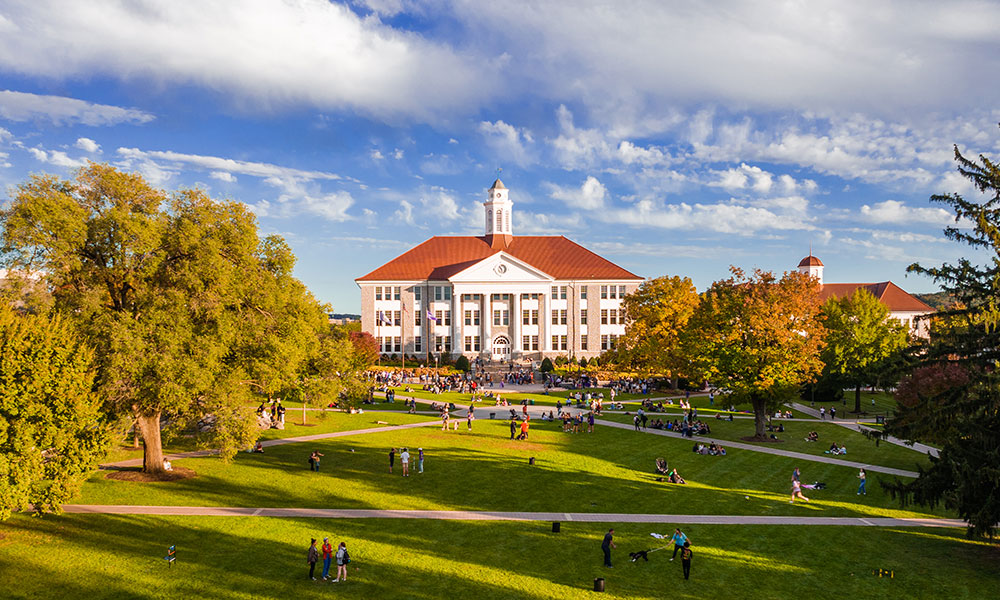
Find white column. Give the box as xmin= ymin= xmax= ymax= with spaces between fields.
xmin=541 ymin=291 xmax=550 ymax=353
xmin=451 ymin=288 xmax=460 ymax=355
xmin=511 ymin=293 xmax=521 ymax=357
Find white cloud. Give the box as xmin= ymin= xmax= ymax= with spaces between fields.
xmin=0 ymin=90 xmax=153 ymax=126
xmin=0 ymin=1 xmax=488 ymax=120
xmin=478 ymin=120 xmax=535 ymax=167
xmin=116 ymin=147 xmax=342 ymax=182
xmin=301 ymin=190 xmax=354 ymax=222
xmin=210 ymin=171 xmax=236 ymax=183
xmin=394 ymin=200 xmax=415 ymax=225
xmin=603 ymin=198 xmax=814 ymax=234
xmin=392 ymin=148 xmax=404 ymax=160
xmin=27 ymin=147 xmax=86 ymax=168
xmin=547 ymin=176 xmax=607 ymax=210
xmin=859 ymin=200 xmax=953 ymax=225
xmin=370 ymin=149 xmax=385 ymax=161
xmin=74 ymin=137 xmax=101 ymax=153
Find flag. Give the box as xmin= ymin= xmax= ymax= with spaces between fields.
xmin=427 ymin=310 xmax=437 ymax=322
xmin=378 ymin=311 xmax=392 ymax=325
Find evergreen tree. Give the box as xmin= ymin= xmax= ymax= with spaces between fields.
xmin=883 ymin=141 xmax=1000 ymax=537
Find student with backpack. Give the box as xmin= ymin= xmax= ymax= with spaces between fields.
xmin=333 ymin=542 xmax=350 ymax=583
xmin=680 ymin=541 xmax=693 ymax=580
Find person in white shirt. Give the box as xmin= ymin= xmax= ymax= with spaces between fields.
xmin=400 ymin=448 xmax=410 ymax=477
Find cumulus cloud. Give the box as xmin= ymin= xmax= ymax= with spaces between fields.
xmin=478 ymin=120 xmax=535 ymax=167
xmin=0 ymin=1 xmax=488 ymax=120
xmin=859 ymin=199 xmax=953 ymax=225
xmin=116 ymin=147 xmax=342 ymax=182
xmin=74 ymin=137 xmax=101 ymax=153
xmin=547 ymin=176 xmax=607 ymax=210
xmin=604 ymin=198 xmax=814 ymax=234
xmin=210 ymin=171 xmax=236 ymax=183
xmin=0 ymin=90 xmax=153 ymax=126
xmin=27 ymin=147 xmax=87 ymax=168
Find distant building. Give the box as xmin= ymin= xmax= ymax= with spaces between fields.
xmin=356 ymin=179 xmax=643 ymax=360
xmin=796 ymin=254 xmax=933 ymax=337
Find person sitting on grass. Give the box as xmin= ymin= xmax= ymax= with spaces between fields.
xmin=668 ymin=468 xmax=687 ymax=484
xmin=805 ymin=431 xmax=819 ymax=442
xmin=253 ymin=441 xmax=264 ymax=453
xmin=656 ymin=458 xmax=669 ymax=475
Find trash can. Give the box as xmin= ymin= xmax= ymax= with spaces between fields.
xmin=876 ymin=415 xmax=885 ymax=425
xmin=490 ymin=412 xmax=496 ymax=419
xmin=594 ymin=577 xmax=605 ymax=592
xmin=552 ymin=522 xmax=560 ymax=533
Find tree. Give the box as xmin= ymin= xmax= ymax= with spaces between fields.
xmin=540 ymin=357 xmax=554 ymax=373
xmin=619 ymin=275 xmax=700 ymax=386
xmin=0 ymin=306 xmax=111 ymax=519
xmin=0 ymin=164 xmax=325 ymax=474
xmin=348 ymin=331 xmax=379 ymax=369
xmin=455 ymin=355 xmax=470 ymax=372
xmin=820 ymin=288 xmax=908 ymax=413
xmin=688 ymin=268 xmax=825 ymax=439
xmin=881 ymin=141 xmax=1000 ymax=537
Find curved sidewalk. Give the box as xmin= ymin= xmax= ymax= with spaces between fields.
xmin=59 ymin=504 xmax=964 ymax=528
xmin=595 ymin=419 xmax=919 ymax=478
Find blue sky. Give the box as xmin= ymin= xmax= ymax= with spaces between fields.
xmin=1 ymin=0 xmax=998 ymax=313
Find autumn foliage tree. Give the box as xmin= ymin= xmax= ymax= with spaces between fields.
xmin=688 ymin=268 xmax=825 ymax=439
xmin=619 ymin=275 xmax=700 ymax=386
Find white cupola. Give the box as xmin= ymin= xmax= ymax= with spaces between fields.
xmin=484 ymin=178 xmax=512 ymax=237
xmin=797 ymin=253 xmax=824 ymax=285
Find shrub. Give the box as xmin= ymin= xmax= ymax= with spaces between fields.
xmin=540 ymin=357 xmax=554 ymax=373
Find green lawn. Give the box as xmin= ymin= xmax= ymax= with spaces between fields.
xmin=598 ymin=415 xmax=931 ymax=474
xmin=78 ymin=419 xmax=943 ymax=519
xmin=2 ymin=513 xmax=997 ymax=600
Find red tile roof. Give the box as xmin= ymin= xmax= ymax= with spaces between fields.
xmin=798 ymin=255 xmax=824 ymax=267
xmin=356 ymin=235 xmax=642 ymax=281
xmin=820 ymin=282 xmax=934 ymax=313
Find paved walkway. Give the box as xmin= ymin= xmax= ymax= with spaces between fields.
xmin=103 ymin=419 xmax=440 ymax=468
xmin=59 ymin=504 xmax=964 ymax=528
xmin=788 ymin=402 xmax=939 ymax=458
xmin=595 ymin=419 xmax=919 ymax=478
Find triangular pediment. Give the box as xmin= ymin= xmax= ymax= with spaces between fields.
xmin=448 ymin=252 xmax=554 ymax=282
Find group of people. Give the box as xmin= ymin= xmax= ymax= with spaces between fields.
xmin=255 ymin=400 xmax=286 ymax=428
xmin=306 ymin=537 xmax=349 ymax=582
xmin=825 ymin=442 xmax=848 ymax=455
xmin=560 ymin=411 xmax=595 ymax=433
xmin=601 ymin=528 xmax=693 ymax=580
xmin=692 ymin=442 xmax=727 ymax=456
xmin=388 ymin=447 xmax=424 ymax=475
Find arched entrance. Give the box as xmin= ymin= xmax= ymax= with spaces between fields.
xmin=492 ymin=335 xmax=511 ymax=361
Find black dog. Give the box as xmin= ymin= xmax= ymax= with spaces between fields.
xmin=629 ymin=550 xmax=650 ymax=562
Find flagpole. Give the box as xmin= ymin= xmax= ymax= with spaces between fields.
xmin=377 ymin=311 xmax=381 ymax=367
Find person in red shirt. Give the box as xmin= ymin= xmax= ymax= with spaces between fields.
xmin=321 ymin=537 xmax=333 ymax=580
xmin=519 ymin=418 xmax=529 ymax=440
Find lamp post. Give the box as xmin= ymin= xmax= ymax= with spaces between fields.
xmin=435 ymin=344 xmax=441 ymax=382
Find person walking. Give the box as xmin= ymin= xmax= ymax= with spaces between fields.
xmin=467 ymin=407 xmax=474 ymax=430
xmin=680 ymin=541 xmax=693 ymax=580
xmin=418 ymin=448 xmax=424 ymax=473
xmin=321 ymin=537 xmax=333 ymax=580
xmin=388 ymin=448 xmax=395 ymax=474
xmin=830 ymin=407 xmax=837 ymax=420
xmin=333 ymin=541 xmax=349 ymax=583
xmin=820 ymin=407 xmax=825 ymax=419
xmin=587 ymin=411 xmax=595 ymax=433
xmin=400 ymin=447 xmax=410 ymax=477
xmin=601 ymin=528 xmax=616 ymax=568
xmin=669 ymin=528 xmax=689 ymax=561
xmin=519 ymin=418 xmax=530 ymax=440
xmin=510 ymin=418 xmax=517 ymax=440
xmin=857 ymin=468 xmax=867 ymax=496
xmin=307 ymin=538 xmax=319 ymax=580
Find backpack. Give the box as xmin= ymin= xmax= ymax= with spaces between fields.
xmin=343 ymin=550 xmax=351 ymax=564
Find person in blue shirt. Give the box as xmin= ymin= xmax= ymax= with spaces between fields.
xmin=601 ymin=529 xmax=616 ymax=567
xmin=670 ymin=528 xmax=689 ymax=561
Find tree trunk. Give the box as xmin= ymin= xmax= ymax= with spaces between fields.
xmin=854 ymin=384 xmax=862 ymax=414
xmin=132 ymin=425 xmax=140 ymax=449
xmin=752 ymin=397 xmax=768 ymax=439
xmin=136 ymin=411 xmax=165 ymax=474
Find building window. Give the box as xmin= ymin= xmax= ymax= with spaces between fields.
xmin=560 ymin=309 xmax=567 ymax=325
xmin=394 ymin=310 xmax=401 ymax=326
xmin=494 ymin=310 xmax=501 ymax=325
xmin=531 ymin=310 xmax=538 ymax=324
xmin=414 ymin=287 xmax=421 ymax=301
xmin=444 ymin=310 xmax=451 ymax=326
xmin=394 ymin=336 xmax=401 ymax=352
xmin=580 ymin=286 xmax=587 ymax=299
xmin=601 ymin=309 xmax=608 ymax=324
xmin=610 ymin=286 xmax=618 ymax=299
xmin=435 ymin=287 xmax=442 ymax=301
xmin=601 ymin=334 xmax=609 ymax=350
xmin=474 ymin=336 xmax=480 ymax=351
xmin=610 ymin=334 xmax=618 ymax=349
xmin=375 ymin=286 xmax=382 ymax=301
xmin=619 ymin=285 xmax=626 ymax=298
xmin=415 ymin=310 xmax=422 ymax=326
xmin=551 ymin=310 xmax=559 ymax=325
xmin=435 ymin=310 xmax=443 ymax=325
xmin=523 ymin=337 xmax=531 ymax=351
xmin=496 ymin=209 xmax=503 ymax=230
xmin=465 ymin=336 xmax=473 ymax=352
xmin=609 ymin=309 xmax=617 ymax=325
xmin=581 ymin=335 xmax=588 ymax=350
xmin=531 ymin=335 xmax=539 ymax=350
xmin=560 ymin=286 xmax=567 ymax=299
xmin=394 ymin=287 xmax=401 ymax=300
xmin=561 ymin=335 xmax=567 ymax=350
xmin=601 ymin=285 xmax=608 ymax=299
xmin=473 ymin=310 xmax=480 ymax=325
xmin=415 ymin=336 xmax=422 ymax=352
xmin=522 ymin=309 xmax=530 ymax=325
xmin=435 ymin=336 xmax=443 ymax=352
xmin=581 ymin=309 xmax=587 ymax=325
xmin=444 ymin=336 xmax=451 ymax=352
xmin=465 ymin=310 xmax=472 ymax=326
xmin=551 ymin=285 xmax=558 ymax=297
xmin=552 ymin=335 xmax=559 ymax=350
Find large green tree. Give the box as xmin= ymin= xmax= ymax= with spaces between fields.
xmin=688 ymin=268 xmax=826 ymax=439
xmin=883 ymin=142 xmax=1000 ymax=537
xmin=0 ymin=306 xmax=110 ymax=519
xmin=0 ymin=164 xmax=328 ymax=474
xmin=821 ymin=288 xmax=908 ymax=413
xmin=619 ymin=275 xmax=700 ymax=385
